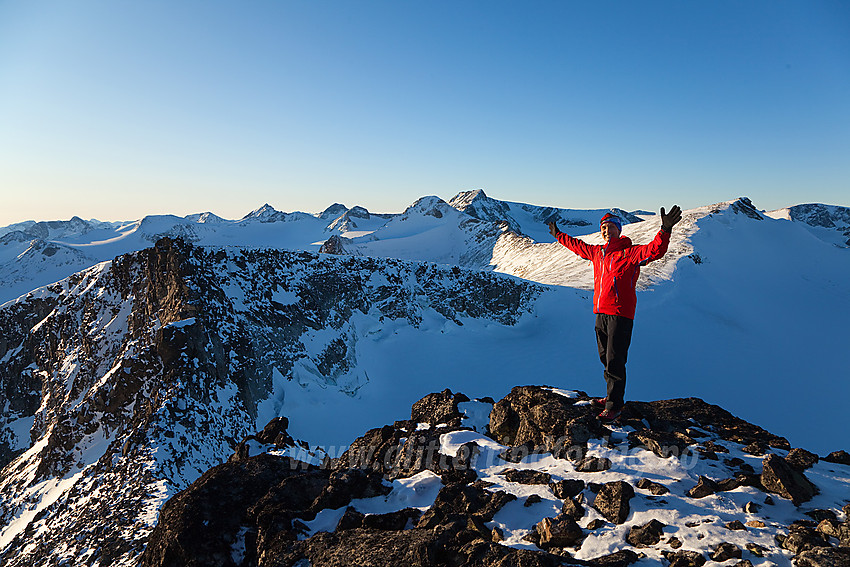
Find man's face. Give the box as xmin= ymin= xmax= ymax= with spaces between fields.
xmin=601 ymin=222 xmax=621 ymax=242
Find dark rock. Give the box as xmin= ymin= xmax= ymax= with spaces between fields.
xmin=765 ymin=495 xmax=775 ymax=505
xmin=743 ymin=442 xmax=767 ymax=456
xmin=725 ymin=520 xmax=747 ymax=531
xmin=575 ymin=456 xmax=612 ymax=472
xmin=525 ymin=494 xmax=543 ymax=507
xmin=499 ymin=442 xmax=537 ymax=463
xmin=535 ymin=515 xmax=584 ymax=548
xmin=636 ymin=478 xmax=669 ymax=495
xmin=141 ymin=454 xmax=322 ymax=567
xmin=386 ymin=426 xmax=472 ymax=479
xmin=778 ymin=524 xmax=831 ymax=554
xmin=586 ymin=519 xmax=606 ymax=530
xmin=255 ymin=416 xmax=295 ymax=447
xmin=625 ymin=397 xmax=788 ymax=449
xmin=823 ymin=450 xmax=850 ymax=465
xmin=411 ymin=388 xmax=469 ymax=427
xmin=440 ymin=468 xmax=478 ymax=486
xmin=361 ymin=508 xmax=422 ymax=531
xmin=761 ymin=453 xmax=817 ymax=505
xmin=716 ymin=477 xmax=742 ymax=492
xmin=840 ymin=523 xmax=850 ymax=547
xmin=271 ymin=527 xmax=440 ymax=567
xmin=746 ymin=543 xmax=769 ymax=557
xmin=816 ymin=519 xmax=841 ymax=539
xmin=806 ymin=510 xmax=839 ymax=523
xmin=319 ymin=234 xmax=347 ymax=254
xmin=310 ymin=468 xmax=392 ymax=513
xmin=335 ymin=424 xmax=405 ymax=472
xmin=668 ymin=536 xmax=682 ymax=549
xmin=711 ymin=542 xmax=742 ymax=562
xmin=734 ymin=561 xmax=754 ymax=567
xmin=687 ymin=476 xmax=720 ymax=499
xmin=428 ymin=482 xmax=517 ymax=523
xmin=626 ymin=519 xmax=666 ymax=547
xmin=550 ymin=479 xmax=586 ymax=499
xmin=488 ymin=386 xmax=606 ymax=457
xmin=586 ymin=549 xmax=640 ymax=567
xmin=560 ymin=497 xmax=585 ymax=520
xmin=743 ymin=501 xmax=760 ymax=513
xmin=700 ymin=440 xmax=729 ymax=453
xmin=787 ymin=448 xmax=820 ymax=471
xmin=795 ymin=547 xmax=850 ymax=567
xmin=695 ymin=447 xmax=718 ymax=460
xmin=663 ymin=549 xmax=706 ymax=567
xmin=734 ymin=473 xmax=763 ymax=488
xmin=592 ymin=481 xmax=634 ymax=524
xmin=627 ymin=430 xmax=694 ymax=459
xmin=337 ymin=507 xmax=366 ymax=530
xmin=503 ymin=468 xmax=552 ymax=485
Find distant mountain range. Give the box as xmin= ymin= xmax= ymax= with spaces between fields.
xmin=0 ymin=192 xmax=848 ymax=566
xmin=2 ymin=190 xmax=848 ymax=307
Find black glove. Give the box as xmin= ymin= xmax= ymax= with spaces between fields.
xmin=547 ymin=221 xmax=560 ymax=238
xmin=660 ymin=205 xmax=682 ymax=232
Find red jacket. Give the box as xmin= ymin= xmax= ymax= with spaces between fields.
xmin=555 ymin=229 xmax=670 ymax=319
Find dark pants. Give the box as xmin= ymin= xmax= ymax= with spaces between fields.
xmin=595 ymin=314 xmax=634 ymax=411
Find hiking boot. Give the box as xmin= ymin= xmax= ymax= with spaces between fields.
xmin=591 ymin=397 xmax=607 ymax=409
xmin=597 ymin=408 xmax=622 ymax=423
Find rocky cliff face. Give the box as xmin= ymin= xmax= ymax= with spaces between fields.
xmin=142 ymin=386 xmax=850 ymax=567
xmin=0 ymin=238 xmax=541 ymax=566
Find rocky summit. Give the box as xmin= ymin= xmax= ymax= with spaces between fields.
xmin=142 ymin=386 xmax=850 ymax=567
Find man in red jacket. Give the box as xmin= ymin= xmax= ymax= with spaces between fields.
xmin=548 ymin=206 xmax=682 ymax=423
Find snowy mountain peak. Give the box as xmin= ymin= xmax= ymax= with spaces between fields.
xmin=448 ymin=188 xmax=490 ymax=210
xmin=183 ymin=211 xmax=225 ymax=224
xmin=241 ymin=203 xmax=285 ymax=222
xmin=727 ymin=197 xmax=765 ymax=220
xmin=404 ymin=195 xmax=455 ymax=218
xmin=766 ymin=203 xmax=850 ymax=247
xmin=320 ymin=203 xmax=349 ymax=220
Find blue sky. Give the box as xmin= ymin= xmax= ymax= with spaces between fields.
xmin=1 ymin=0 xmax=848 ymax=225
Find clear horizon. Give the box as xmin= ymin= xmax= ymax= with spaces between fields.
xmin=1 ymin=0 xmax=848 ymax=226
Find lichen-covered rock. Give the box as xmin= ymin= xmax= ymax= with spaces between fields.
xmin=592 ymin=480 xmax=634 ymax=524
xmin=711 ymin=542 xmax=742 ymax=562
xmin=795 ymin=546 xmax=850 ymax=567
xmin=636 ymin=478 xmax=669 ymax=495
xmin=535 ymin=515 xmax=584 ymax=548
xmin=626 ymin=519 xmax=665 ymax=547
xmin=663 ymin=549 xmax=707 ymax=567
xmin=410 ymin=388 xmax=470 ymax=427
xmin=786 ymin=448 xmax=820 ymax=471
xmin=824 ymin=450 xmax=850 ymax=466
xmin=761 ymin=454 xmax=817 ymax=505
xmin=687 ymin=476 xmax=720 ymax=499
xmin=488 ymin=386 xmax=603 ymax=456
xmin=550 ymin=479 xmax=585 ymax=499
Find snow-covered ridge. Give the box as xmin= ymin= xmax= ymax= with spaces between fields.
xmin=2 ymin=194 xmax=847 ymax=307
xmin=0 ymin=238 xmax=544 ymax=566
xmin=766 ymin=203 xmax=850 ymax=248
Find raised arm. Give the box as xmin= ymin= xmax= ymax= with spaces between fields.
xmin=548 ymin=221 xmax=596 ymax=261
xmin=629 ymin=204 xmax=681 ymax=264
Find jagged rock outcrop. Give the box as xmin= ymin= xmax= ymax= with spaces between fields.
xmin=138 ymin=385 xmax=850 ymax=567
xmin=0 ymin=238 xmax=542 ymax=567
xmin=761 ymin=453 xmax=817 ymax=505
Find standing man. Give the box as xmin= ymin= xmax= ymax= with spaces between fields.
xmin=548 ymin=206 xmax=682 ymax=423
